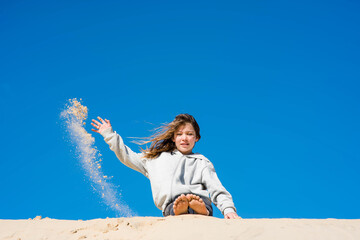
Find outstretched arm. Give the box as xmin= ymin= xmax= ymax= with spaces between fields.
xmin=91 ymin=116 xmax=148 ymax=177
xmin=91 ymin=116 xmax=111 ymax=134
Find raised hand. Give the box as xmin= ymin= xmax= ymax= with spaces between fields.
xmin=91 ymin=116 xmax=111 ymax=134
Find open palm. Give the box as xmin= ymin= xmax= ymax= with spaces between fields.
xmin=91 ymin=116 xmax=111 ymax=134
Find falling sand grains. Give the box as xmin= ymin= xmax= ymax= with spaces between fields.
xmin=61 ymin=98 xmax=133 ymax=217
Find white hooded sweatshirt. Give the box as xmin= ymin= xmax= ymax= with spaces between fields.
xmin=101 ymin=127 xmax=236 ymax=216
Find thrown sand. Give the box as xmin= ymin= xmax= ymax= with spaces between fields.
xmin=1 ymin=215 xmax=359 ymax=240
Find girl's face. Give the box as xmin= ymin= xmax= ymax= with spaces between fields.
xmin=172 ymin=123 xmax=199 ymax=155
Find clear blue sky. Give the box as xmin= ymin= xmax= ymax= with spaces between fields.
xmin=1 ymin=0 xmax=359 ymax=220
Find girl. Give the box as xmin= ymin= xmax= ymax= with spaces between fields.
xmin=91 ymin=114 xmax=240 ymax=219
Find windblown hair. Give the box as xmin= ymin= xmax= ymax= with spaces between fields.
xmin=138 ymin=114 xmax=201 ymax=159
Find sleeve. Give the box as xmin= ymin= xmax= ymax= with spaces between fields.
xmin=202 ymin=162 xmax=236 ymax=215
xmin=100 ymin=127 xmax=148 ymax=177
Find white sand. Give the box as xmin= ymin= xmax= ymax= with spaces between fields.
xmin=61 ymin=98 xmax=130 ymax=216
xmin=1 ymin=215 xmax=359 ymax=240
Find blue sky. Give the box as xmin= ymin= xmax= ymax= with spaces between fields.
xmin=1 ymin=0 xmax=359 ymax=220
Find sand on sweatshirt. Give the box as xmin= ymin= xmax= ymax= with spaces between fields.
xmin=1 ymin=215 xmax=359 ymax=240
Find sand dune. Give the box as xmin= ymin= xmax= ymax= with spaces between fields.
xmin=1 ymin=215 xmax=359 ymax=240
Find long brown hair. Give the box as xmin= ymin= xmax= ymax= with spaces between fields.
xmin=138 ymin=114 xmax=201 ymax=159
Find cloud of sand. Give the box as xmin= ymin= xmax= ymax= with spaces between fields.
xmin=60 ymin=98 xmax=133 ymax=217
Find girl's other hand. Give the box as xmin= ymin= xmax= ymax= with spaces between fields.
xmin=91 ymin=116 xmax=111 ymax=134
xmin=225 ymin=212 xmax=241 ymax=219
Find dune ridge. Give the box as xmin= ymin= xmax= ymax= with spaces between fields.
xmin=1 ymin=215 xmax=359 ymax=240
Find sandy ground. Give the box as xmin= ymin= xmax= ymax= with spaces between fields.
xmin=1 ymin=215 xmax=359 ymax=240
